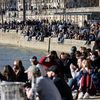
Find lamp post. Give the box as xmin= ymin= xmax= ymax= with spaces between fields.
xmin=48 ymin=37 xmax=51 ymax=53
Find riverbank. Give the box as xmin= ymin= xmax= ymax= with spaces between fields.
xmin=0 ymin=30 xmax=94 ymax=53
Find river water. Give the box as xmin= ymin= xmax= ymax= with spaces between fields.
xmin=0 ymin=44 xmax=46 ymax=71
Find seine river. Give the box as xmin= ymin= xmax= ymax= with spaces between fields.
xmin=0 ymin=44 xmax=46 ymax=70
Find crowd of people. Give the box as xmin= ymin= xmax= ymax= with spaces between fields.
xmin=0 ymin=37 xmax=100 ymax=100
xmin=0 ymin=19 xmax=100 ymax=43
xmin=0 ymin=18 xmax=100 ymax=100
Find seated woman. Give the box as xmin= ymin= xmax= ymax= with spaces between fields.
xmin=78 ymin=59 xmax=96 ymax=99
xmin=13 ymin=59 xmax=28 ymax=82
xmin=2 ymin=65 xmax=16 ymax=82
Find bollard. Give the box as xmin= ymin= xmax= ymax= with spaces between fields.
xmin=48 ymin=37 xmax=51 ymax=53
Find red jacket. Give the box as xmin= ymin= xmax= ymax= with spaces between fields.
xmin=39 ymin=56 xmax=55 ymax=70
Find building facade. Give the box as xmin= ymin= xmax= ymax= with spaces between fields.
xmin=24 ymin=0 xmax=100 ymax=26
xmin=1 ymin=0 xmax=100 ymax=26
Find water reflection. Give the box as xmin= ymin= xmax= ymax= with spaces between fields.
xmin=0 ymin=44 xmax=46 ymax=70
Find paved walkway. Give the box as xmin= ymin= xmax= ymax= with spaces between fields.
xmin=73 ymin=92 xmax=100 ymax=100
xmin=77 ymin=96 xmax=100 ymax=100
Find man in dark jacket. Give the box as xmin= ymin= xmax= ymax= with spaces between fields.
xmin=47 ymin=65 xmax=73 ymax=100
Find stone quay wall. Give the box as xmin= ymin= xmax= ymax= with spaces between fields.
xmin=0 ymin=31 xmax=94 ymax=53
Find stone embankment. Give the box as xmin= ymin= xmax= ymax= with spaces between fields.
xmin=0 ymin=31 xmax=94 ymax=53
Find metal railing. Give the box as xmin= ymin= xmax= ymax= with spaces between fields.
xmin=0 ymin=81 xmax=26 ymax=100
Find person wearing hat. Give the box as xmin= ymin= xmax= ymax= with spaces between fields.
xmin=25 ymin=66 xmax=62 ymax=100
xmin=25 ymin=56 xmax=46 ymax=96
xmin=30 ymin=56 xmax=38 ymax=66
xmin=29 ymin=56 xmax=46 ymax=76
xmin=27 ymin=56 xmax=38 ymax=80
xmin=47 ymin=65 xmax=73 ymax=100
xmin=28 ymin=56 xmax=46 ymax=79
